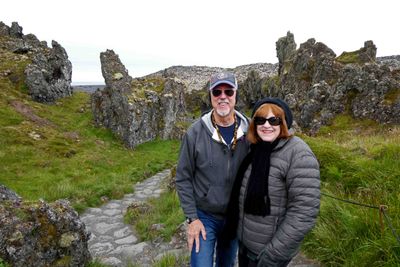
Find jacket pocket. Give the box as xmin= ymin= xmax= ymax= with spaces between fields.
xmin=200 ymin=185 xmax=229 ymax=213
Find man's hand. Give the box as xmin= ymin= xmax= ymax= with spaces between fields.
xmin=187 ymin=219 xmax=206 ymax=253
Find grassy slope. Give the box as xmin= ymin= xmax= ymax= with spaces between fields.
xmin=302 ymin=116 xmax=400 ymax=266
xmin=0 ymin=47 xmax=179 ymax=213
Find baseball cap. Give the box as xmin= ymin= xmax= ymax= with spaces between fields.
xmin=209 ymin=72 xmax=238 ymax=91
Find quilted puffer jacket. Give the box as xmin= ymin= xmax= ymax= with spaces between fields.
xmin=237 ymin=136 xmax=320 ymax=266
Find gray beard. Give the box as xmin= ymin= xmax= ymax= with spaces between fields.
xmin=215 ymin=108 xmax=230 ymax=117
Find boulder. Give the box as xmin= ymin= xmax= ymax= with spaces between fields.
xmin=0 ymin=21 xmax=72 ymax=103
xmin=24 ymin=40 xmax=73 ymax=103
xmin=0 ymin=186 xmax=91 ymax=267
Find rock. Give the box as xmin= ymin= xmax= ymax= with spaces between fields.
xmin=265 ymin=32 xmax=400 ymax=133
xmin=91 ymin=50 xmax=187 ymax=148
xmin=276 ymin=31 xmax=297 ymax=75
xmin=239 ymin=70 xmax=268 ymax=108
xmin=0 ymin=21 xmax=10 ymax=36
xmin=0 ymin=186 xmax=91 ymax=267
xmin=0 ymin=185 xmax=22 ymax=203
xmin=24 ymin=40 xmax=73 ymax=103
xmin=10 ymin=22 xmax=23 ymax=38
xmin=147 ymin=64 xmax=278 ymax=93
xmin=0 ymin=21 xmax=72 ymax=103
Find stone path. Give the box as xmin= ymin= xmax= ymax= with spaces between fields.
xmin=81 ymin=169 xmax=320 ymax=267
xmin=81 ymin=169 xmax=186 ymax=267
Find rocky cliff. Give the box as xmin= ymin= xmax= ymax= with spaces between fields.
xmin=93 ymin=36 xmax=399 ymax=145
xmin=146 ymin=63 xmax=279 ymax=112
xmin=0 ymin=21 xmax=72 ymax=103
xmin=146 ymin=63 xmax=277 ymax=92
xmin=269 ymin=32 xmax=400 ymax=134
xmin=91 ymin=50 xmax=186 ymax=148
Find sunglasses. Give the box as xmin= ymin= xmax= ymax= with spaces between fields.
xmin=253 ymin=116 xmax=282 ymax=126
xmin=211 ymin=89 xmax=235 ymax=97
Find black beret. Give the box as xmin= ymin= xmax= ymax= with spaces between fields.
xmin=251 ymin=97 xmax=293 ymax=129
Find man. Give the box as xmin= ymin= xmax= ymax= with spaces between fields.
xmin=176 ymin=72 xmax=249 ymax=267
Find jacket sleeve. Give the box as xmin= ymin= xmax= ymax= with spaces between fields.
xmin=175 ymin=131 xmax=198 ymax=219
xmin=258 ymin=144 xmax=321 ymax=265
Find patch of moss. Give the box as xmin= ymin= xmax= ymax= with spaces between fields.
xmin=53 ymin=256 xmax=72 ymax=267
xmin=282 ymin=60 xmax=293 ymax=75
xmin=345 ymin=88 xmax=359 ymax=112
xmin=14 ymin=207 xmax=31 ymax=221
xmin=38 ymin=215 xmax=58 ymax=247
xmin=184 ymin=89 xmax=208 ymax=116
xmin=271 ymin=75 xmax=281 ymax=87
xmin=0 ymin=257 xmax=10 ymax=267
xmin=0 ymin=44 xmax=31 ymax=93
xmin=261 ymin=75 xmax=280 ymax=96
xmin=295 ymin=58 xmax=315 ymax=82
xmin=130 ymin=77 xmax=166 ymax=100
xmin=336 ymin=51 xmax=361 ymax=64
xmin=383 ymin=88 xmax=400 ymax=105
xmin=174 ymin=120 xmax=191 ymax=130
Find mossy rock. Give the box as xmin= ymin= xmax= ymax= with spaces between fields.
xmin=383 ymin=88 xmax=400 ymax=105
xmin=336 ymin=51 xmax=361 ymax=64
xmin=130 ymin=77 xmax=166 ymax=99
xmin=184 ymin=89 xmax=209 ymax=117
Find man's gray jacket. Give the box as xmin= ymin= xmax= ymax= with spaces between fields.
xmin=237 ymin=136 xmax=320 ymax=266
xmin=176 ymin=110 xmax=249 ymax=219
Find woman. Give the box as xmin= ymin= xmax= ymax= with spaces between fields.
xmin=224 ymin=97 xmax=320 ymax=267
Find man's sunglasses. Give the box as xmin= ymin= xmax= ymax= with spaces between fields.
xmin=253 ymin=116 xmax=282 ymax=126
xmin=211 ymin=89 xmax=235 ymax=97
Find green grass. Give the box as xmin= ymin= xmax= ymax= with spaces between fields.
xmin=0 ymin=87 xmax=180 ymax=213
xmin=300 ymin=115 xmax=400 ymax=266
xmin=153 ymin=253 xmax=189 ymax=267
xmin=125 ymin=188 xmax=184 ymax=242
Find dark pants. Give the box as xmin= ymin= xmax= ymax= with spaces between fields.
xmin=239 ymin=243 xmax=291 ymax=267
xmin=238 ymin=244 xmax=258 ymax=267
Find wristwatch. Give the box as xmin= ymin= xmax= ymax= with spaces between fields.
xmin=186 ymin=217 xmax=198 ymax=224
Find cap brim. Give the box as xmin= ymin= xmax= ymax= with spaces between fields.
xmin=209 ymin=81 xmax=237 ymax=90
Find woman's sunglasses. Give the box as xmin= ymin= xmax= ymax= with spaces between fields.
xmin=253 ymin=116 xmax=282 ymax=126
xmin=211 ymin=89 xmax=235 ymax=97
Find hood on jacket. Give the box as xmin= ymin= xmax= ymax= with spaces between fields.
xmin=201 ymin=110 xmax=249 ymax=145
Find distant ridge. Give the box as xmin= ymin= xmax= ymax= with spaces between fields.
xmin=73 ymin=84 xmax=105 ymax=93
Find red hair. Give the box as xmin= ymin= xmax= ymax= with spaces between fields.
xmin=247 ymin=103 xmax=292 ymax=144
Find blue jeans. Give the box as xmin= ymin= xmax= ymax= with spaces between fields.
xmin=190 ymin=209 xmax=238 ymax=267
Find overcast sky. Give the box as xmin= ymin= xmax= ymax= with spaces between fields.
xmin=2 ymin=0 xmax=399 ymax=84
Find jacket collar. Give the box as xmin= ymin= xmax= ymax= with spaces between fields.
xmin=201 ymin=110 xmax=249 ymax=145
